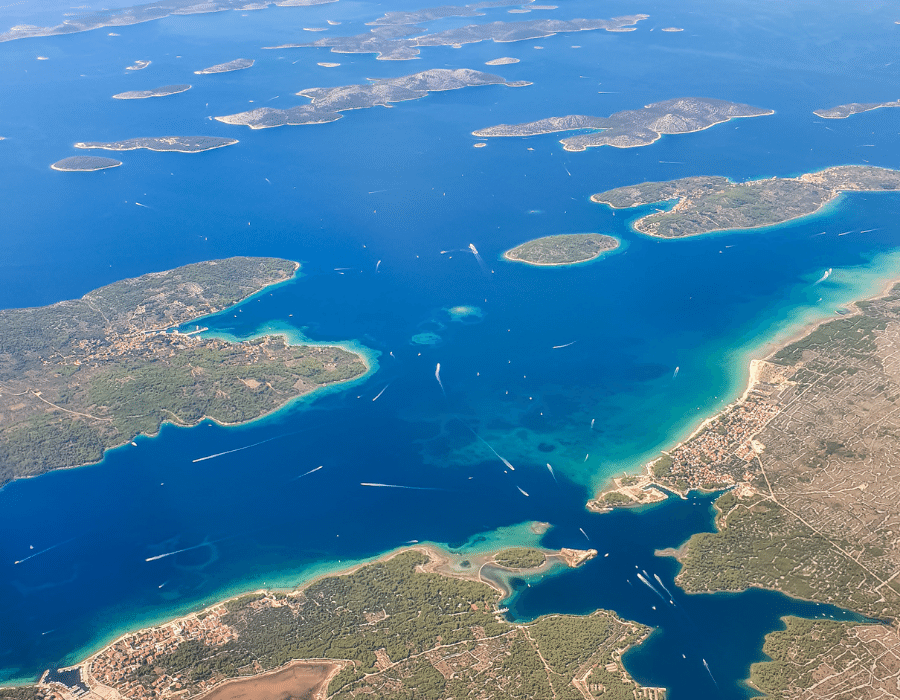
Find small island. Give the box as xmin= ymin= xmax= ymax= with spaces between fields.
xmin=485 ymin=56 xmax=519 ymax=65
xmin=492 ymin=546 xmax=546 ymax=569
xmin=75 ymin=136 xmax=238 ymax=153
xmin=660 ymin=26 xmax=683 ymax=31
xmin=504 ymin=233 xmax=619 ymax=266
xmin=194 ymin=58 xmax=254 ymax=74
xmin=814 ymin=99 xmax=900 ymax=119
xmin=217 ymin=69 xmax=529 ymax=129
xmin=1 ymin=547 xmax=655 ymax=700
xmin=474 ymin=97 xmax=774 ymax=150
xmin=112 ymin=84 xmax=191 ymax=99
xmin=591 ymin=165 xmax=900 ymax=238
xmin=0 ymin=257 xmax=368 ymax=486
xmin=50 ymin=156 xmax=121 ymax=171
xmin=125 ymin=59 xmax=150 ymax=70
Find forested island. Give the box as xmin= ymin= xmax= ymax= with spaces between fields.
xmin=75 ymin=137 xmax=238 ymax=153
xmin=112 ymin=85 xmax=191 ymax=99
xmin=2 ymin=548 xmax=659 ymax=700
xmin=0 ymin=257 xmax=368 ymax=486
xmin=592 ymin=283 xmax=900 ymax=694
xmin=474 ymin=97 xmax=773 ymax=150
xmin=591 ymin=165 xmax=900 ymax=237
xmin=492 ymin=547 xmax=546 ymax=569
xmin=216 ymin=69 xmax=529 ymax=129
xmin=814 ymin=99 xmax=900 ymax=119
xmin=50 ymin=156 xmax=121 ymax=171
xmin=194 ymin=59 xmax=253 ymax=75
xmin=504 ymin=234 xmax=618 ymax=266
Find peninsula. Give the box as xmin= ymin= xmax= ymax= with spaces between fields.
xmin=74 ymin=137 xmax=238 ymax=153
xmin=474 ymin=97 xmax=774 ymax=150
xmin=264 ymin=14 xmax=648 ymax=60
xmin=1 ymin=547 xmax=655 ymax=700
xmin=194 ymin=59 xmax=253 ymax=74
xmin=112 ymin=85 xmax=191 ymax=99
xmin=591 ymin=165 xmax=900 ymax=238
xmin=216 ymin=68 xmax=529 ymax=129
xmin=504 ymin=233 xmax=619 ymax=266
xmin=814 ymin=98 xmax=900 ymax=119
xmin=50 ymin=156 xmax=121 ymax=171
xmin=593 ymin=282 xmax=900 ymax=695
xmin=0 ymin=257 xmax=368 ymax=486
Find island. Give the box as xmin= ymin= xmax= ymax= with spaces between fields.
xmin=0 ymin=547 xmax=657 ymax=700
xmin=216 ymin=68 xmax=529 ymax=129
xmin=0 ymin=0 xmax=336 ymax=42
xmin=125 ymin=60 xmax=150 ymax=70
xmin=194 ymin=59 xmax=253 ymax=74
xmin=503 ymin=233 xmax=619 ymax=266
xmin=593 ymin=282 xmax=900 ymax=694
xmin=264 ymin=14 xmax=648 ymax=61
xmin=814 ymin=99 xmax=900 ymax=119
xmin=590 ymin=165 xmax=900 ymax=237
xmin=474 ymin=97 xmax=774 ymax=150
xmin=50 ymin=156 xmax=121 ymax=171
xmin=74 ymin=137 xmax=238 ymax=153
xmin=485 ymin=56 xmax=519 ymax=65
xmin=660 ymin=27 xmax=683 ymax=32
xmin=492 ymin=546 xmax=546 ymax=569
xmin=112 ymin=85 xmax=191 ymax=99
xmin=0 ymin=257 xmax=368 ymax=487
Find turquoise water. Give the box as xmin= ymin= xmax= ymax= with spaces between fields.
xmin=1 ymin=0 xmax=899 ymax=696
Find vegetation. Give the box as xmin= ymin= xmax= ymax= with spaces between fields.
xmin=677 ymin=493 xmax=895 ymax=619
xmin=0 ymin=258 xmax=371 ymax=485
xmin=493 ymin=547 xmax=546 ymax=569
xmin=603 ymin=492 xmax=632 ymax=505
xmin=591 ymin=166 xmax=900 ymax=238
xmin=99 ymin=550 xmax=653 ymax=700
xmin=504 ymin=234 xmax=618 ymax=266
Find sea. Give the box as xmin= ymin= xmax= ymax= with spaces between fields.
xmin=1 ymin=0 xmax=899 ymax=697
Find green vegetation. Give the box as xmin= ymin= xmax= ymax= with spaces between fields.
xmin=748 ymin=617 xmax=856 ymax=699
xmin=591 ymin=166 xmax=900 ymax=238
xmin=651 ymin=455 xmax=674 ymax=478
xmin=677 ymin=493 xmax=899 ymax=619
xmin=770 ymin=313 xmax=885 ymax=366
xmin=493 ymin=547 xmax=546 ymax=569
xmin=109 ymin=550 xmax=652 ymax=700
xmin=603 ymin=492 xmax=632 ymax=505
xmin=504 ymin=234 xmax=618 ymax=266
xmin=0 ymin=258 xmax=371 ymax=486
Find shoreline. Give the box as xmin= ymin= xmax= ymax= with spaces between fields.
xmin=12 ymin=542 xmax=586 ymax=687
xmin=589 ymin=270 xmax=900 ymax=507
xmin=74 ymin=141 xmax=239 ymax=154
xmin=0 ymin=260 xmax=376 ymax=493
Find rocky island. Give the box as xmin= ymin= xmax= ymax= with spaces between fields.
xmin=591 ymin=165 xmax=900 ymax=237
xmin=1 ymin=547 xmax=655 ymax=700
xmin=592 ymin=282 xmax=900 ymax=695
xmin=194 ymin=59 xmax=253 ymax=74
xmin=485 ymin=56 xmax=519 ymax=65
xmin=50 ymin=156 xmax=121 ymax=171
xmin=112 ymin=84 xmax=191 ymax=99
xmin=216 ymin=68 xmax=529 ymax=129
xmin=75 ymin=136 xmax=238 ymax=153
xmin=125 ymin=60 xmax=150 ymax=70
xmin=264 ymin=14 xmax=648 ymax=60
xmin=0 ymin=0 xmax=336 ymax=42
xmin=814 ymin=98 xmax=900 ymax=119
xmin=504 ymin=233 xmax=619 ymax=266
xmin=0 ymin=257 xmax=368 ymax=486
xmin=474 ymin=97 xmax=774 ymax=150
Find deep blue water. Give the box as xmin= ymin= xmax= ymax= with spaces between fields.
xmin=1 ymin=0 xmax=899 ymax=696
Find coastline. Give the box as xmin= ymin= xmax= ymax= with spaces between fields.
xmin=0 ymin=260 xmax=376 ymax=493
xmin=74 ymin=141 xmax=239 ymax=154
xmin=589 ymin=267 xmax=900 ymax=507
xmin=18 ymin=541 xmax=590 ymax=687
